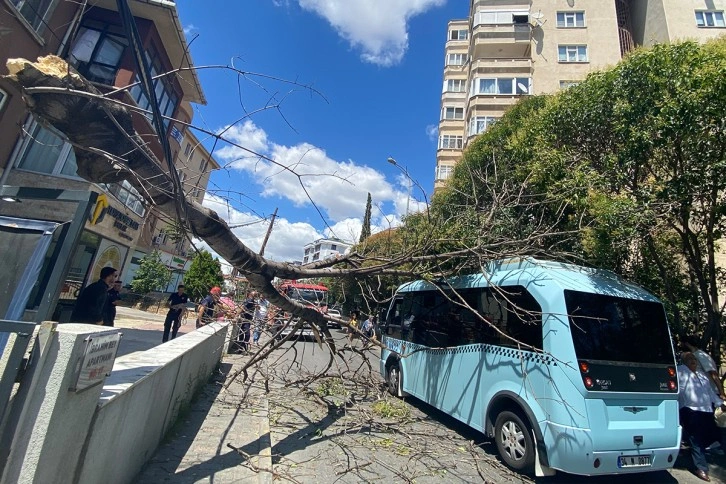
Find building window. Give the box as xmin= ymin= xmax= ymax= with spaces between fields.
xmin=695 ymin=11 xmax=725 ymax=27
xmin=199 ymin=159 xmax=209 ymax=173
xmin=558 ymin=45 xmax=588 ymax=63
xmin=450 ymin=29 xmax=468 ymax=41
xmin=70 ymin=20 xmax=128 ymax=85
xmin=556 ymin=11 xmax=585 ymax=28
xmin=9 ymin=0 xmax=57 ymax=35
xmin=128 ymin=43 xmax=179 ymax=129
xmin=472 ymin=77 xmax=531 ymax=95
xmin=439 ymin=135 xmax=463 ymax=149
xmin=15 ymin=121 xmax=79 ymax=178
xmin=444 ymin=79 xmax=466 ymax=93
xmin=446 ymin=53 xmax=467 ymax=66
xmin=184 ymin=142 xmax=192 ymax=156
xmin=104 ymin=180 xmax=145 ymax=216
xmin=476 ymin=10 xmax=529 ymax=25
xmin=442 ymin=106 xmax=464 ymax=120
xmin=331 ymin=244 xmax=337 ymax=251
xmin=468 ymin=116 xmax=498 ymax=136
xmin=437 ymin=165 xmax=454 ymax=181
xmin=559 ymin=80 xmax=580 ymax=89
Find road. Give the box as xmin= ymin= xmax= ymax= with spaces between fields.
xmin=262 ymin=330 xmax=724 ymax=483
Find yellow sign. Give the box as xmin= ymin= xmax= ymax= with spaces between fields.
xmin=90 ymin=193 xmax=109 ymax=225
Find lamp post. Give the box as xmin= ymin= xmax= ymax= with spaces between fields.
xmin=387 ymin=157 xmax=412 ymax=218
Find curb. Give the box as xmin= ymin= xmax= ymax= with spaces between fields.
xmin=257 ymin=391 xmax=273 ymax=484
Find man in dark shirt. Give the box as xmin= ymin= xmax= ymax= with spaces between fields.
xmin=70 ymin=266 xmax=118 ymax=325
xmin=196 ymin=286 xmax=221 ymax=328
xmin=102 ymin=281 xmax=122 ymax=327
xmin=163 ymin=284 xmax=189 ymax=342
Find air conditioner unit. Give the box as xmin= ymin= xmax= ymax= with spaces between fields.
xmin=152 ymin=236 xmax=162 ymax=246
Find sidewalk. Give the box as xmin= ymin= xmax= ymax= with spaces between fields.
xmin=133 ymin=353 xmax=273 ymax=484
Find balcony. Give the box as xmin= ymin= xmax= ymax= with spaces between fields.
xmin=440 ymin=90 xmax=467 ymax=104
xmin=470 ymin=0 xmax=529 ymax=8
xmin=472 ymin=24 xmax=531 ymax=59
xmin=470 ymin=57 xmax=532 ymax=75
xmin=467 ymin=95 xmax=522 ymax=113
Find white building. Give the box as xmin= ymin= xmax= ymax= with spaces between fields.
xmin=303 ymin=238 xmax=352 ymax=264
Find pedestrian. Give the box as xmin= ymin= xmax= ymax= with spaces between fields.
xmin=238 ymin=291 xmax=256 ymax=352
xmin=102 ymin=281 xmax=122 ymax=327
xmin=678 ymin=351 xmax=725 ymax=482
xmin=70 ymin=266 xmax=118 ymax=325
xmin=362 ymin=315 xmax=376 ymax=339
xmin=163 ymin=284 xmax=189 ymax=342
xmin=347 ymin=310 xmax=360 ymax=345
xmin=253 ymin=297 xmax=269 ymax=346
xmin=196 ymin=286 xmax=221 ymax=328
xmin=682 ymin=336 xmax=726 ymax=399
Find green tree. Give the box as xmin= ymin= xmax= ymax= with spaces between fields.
xmin=184 ymin=250 xmax=224 ymax=301
xmin=360 ymin=192 xmax=372 ymax=242
xmin=435 ymin=38 xmax=726 ymax=360
xmin=130 ymin=250 xmax=172 ymax=294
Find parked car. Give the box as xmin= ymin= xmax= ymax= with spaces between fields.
xmin=326 ymin=308 xmax=342 ymax=329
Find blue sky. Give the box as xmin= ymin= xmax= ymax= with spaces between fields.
xmin=176 ymin=0 xmax=466 ymax=264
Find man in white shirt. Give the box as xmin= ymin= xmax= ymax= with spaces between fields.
xmin=683 ymin=336 xmax=725 ymax=399
xmin=679 ymin=351 xmax=725 ymax=482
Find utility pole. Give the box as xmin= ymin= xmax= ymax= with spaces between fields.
xmin=259 ymin=207 xmax=278 ymax=257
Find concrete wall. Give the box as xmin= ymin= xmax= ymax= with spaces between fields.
xmin=74 ymin=321 xmax=229 ymax=484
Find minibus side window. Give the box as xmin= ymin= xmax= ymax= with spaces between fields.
xmin=479 ymin=286 xmax=543 ymax=350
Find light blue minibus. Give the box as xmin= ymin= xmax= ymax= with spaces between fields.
xmin=379 ymin=258 xmax=680 ymax=477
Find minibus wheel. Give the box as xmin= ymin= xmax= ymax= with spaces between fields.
xmin=494 ymin=410 xmax=535 ymax=473
xmin=387 ymin=363 xmax=401 ymax=397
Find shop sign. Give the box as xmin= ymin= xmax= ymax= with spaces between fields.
xmin=89 ymin=193 xmax=140 ymax=232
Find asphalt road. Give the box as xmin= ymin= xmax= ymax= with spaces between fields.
xmin=110 ymin=307 xmax=724 ymax=482
xmin=262 ymin=331 xmax=724 ymax=484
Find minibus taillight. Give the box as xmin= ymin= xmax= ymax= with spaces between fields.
xmin=583 ymin=376 xmax=594 ymax=389
xmin=668 ymin=380 xmax=676 ymax=391
xmin=579 ymin=361 xmax=589 ymax=373
xmin=667 ymin=366 xmax=676 ymax=377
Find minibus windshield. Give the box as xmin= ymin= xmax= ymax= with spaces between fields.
xmin=565 ymin=290 xmax=673 ymax=364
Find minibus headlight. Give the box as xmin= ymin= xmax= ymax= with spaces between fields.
xmin=583 ymin=376 xmax=594 ymax=389
xmin=579 ymin=361 xmax=590 ymax=373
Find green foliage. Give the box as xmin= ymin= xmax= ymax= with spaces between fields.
xmin=429 ymin=38 xmax=726 ymax=356
xmin=360 ymin=192 xmax=372 ymax=242
xmin=371 ymin=398 xmax=411 ymax=419
xmin=130 ymin=250 xmax=172 ymax=294
xmin=184 ymin=250 xmax=224 ymax=301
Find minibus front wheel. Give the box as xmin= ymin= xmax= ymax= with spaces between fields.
xmin=387 ymin=362 xmax=402 ymax=397
xmin=494 ymin=410 xmax=535 ymax=473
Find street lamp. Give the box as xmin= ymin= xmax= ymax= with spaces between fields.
xmin=387 ymin=157 xmax=412 ymax=218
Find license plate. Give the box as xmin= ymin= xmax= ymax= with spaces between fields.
xmin=618 ymin=455 xmax=651 ymax=468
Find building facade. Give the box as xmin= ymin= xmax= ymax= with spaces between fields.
xmin=303 ymin=238 xmax=352 ymax=265
xmin=128 ymin=121 xmax=220 ymax=292
xmin=435 ymin=0 xmax=726 ymax=189
xmin=0 ymin=0 xmax=210 ymax=320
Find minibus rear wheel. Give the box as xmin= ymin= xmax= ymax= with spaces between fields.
xmin=387 ymin=362 xmax=401 ymax=397
xmin=494 ymin=410 xmax=535 ymax=473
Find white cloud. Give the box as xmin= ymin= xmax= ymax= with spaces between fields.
xmin=201 ymin=193 xmax=322 ymax=262
xmin=425 ymin=123 xmax=438 ymax=142
xmin=183 ymin=24 xmax=198 ymax=35
xmin=216 ymin=120 xmax=404 ymax=223
xmin=296 ymin=0 xmax=445 ymax=66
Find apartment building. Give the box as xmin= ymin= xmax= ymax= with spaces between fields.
xmin=0 ymin=0 xmax=208 ymax=321
xmin=303 ymin=237 xmax=352 ymax=264
xmin=435 ymin=0 xmax=726 ymax=189
xmin=129 ymin=120 xmax=220 ymax=291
